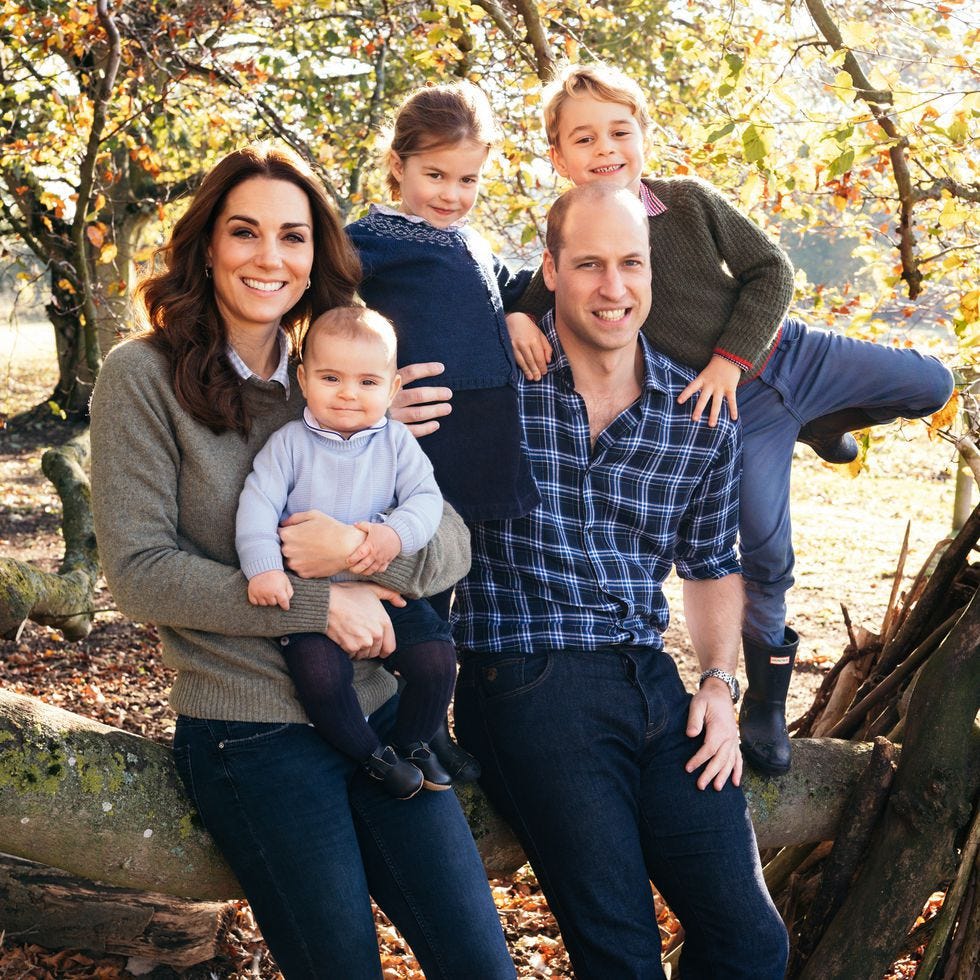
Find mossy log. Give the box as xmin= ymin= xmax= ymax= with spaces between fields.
xmin=0 ymin=687 xmax=877 ymax=901
xmin=0 ymin=433 xmax=97 ymax=641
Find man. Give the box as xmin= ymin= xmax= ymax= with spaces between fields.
xmin=451 ymin=183 xmax=788 ymax=979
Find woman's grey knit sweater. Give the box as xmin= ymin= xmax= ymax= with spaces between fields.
xmin=90 ymin=337 xmax=471 ymax=723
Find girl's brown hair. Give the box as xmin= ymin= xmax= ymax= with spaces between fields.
xmin=384 ymin=81 xmax=500 ymax=199
xmin=138 ymin=143 xmax=361 ymax=435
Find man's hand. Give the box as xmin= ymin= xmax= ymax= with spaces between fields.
xmin=506 ymin=313 xmax=552 ymax=381
xmin=247 ymin=569 xmax=293 ymax=610
xmin=280 ymin=511 xmax=366 ymax=578
xmin=348 ymin=522 xmax=402 ymax=576
xmin=327 ymin=581 xmax=406 ymax=659
xmin=390 ymin=362 xmax=453 ymax=437
xmin=677 ymin=355 xmax=742 ymax=426
xmin=685 ymin=678 xmax=743 ymax=790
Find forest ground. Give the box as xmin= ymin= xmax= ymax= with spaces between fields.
xmin=0 ymin=319 xmax=965 ymax=978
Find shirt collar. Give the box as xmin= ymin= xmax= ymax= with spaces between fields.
xmin=226 ymin=329 xmax=291 ymax=396
xmin=372 ymin=202 xmax=469 ymax=230
xmin=302 ymin=406 xmax=389 ymax=443
xmin=539 ymin=309 xmax=672 ymax=396
xmin=639 ymin=181 xmax=668 ymax=218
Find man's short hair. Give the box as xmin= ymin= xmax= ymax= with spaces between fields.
xmin=303 ymin=306 xmax=398 ymax=370
xmin=546 ymin=183 xmax=648 ymax=265
xmin=542 ymin=62 xmax=652 ymax=148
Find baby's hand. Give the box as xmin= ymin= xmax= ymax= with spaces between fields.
xmin=506 ymin=313 xmax=552 ymax=381
xmin=678 ymin=355 xmax=743 ymax=426
xmin=248 ymin=570 xmax=294 ymax=610
xmin=347 ymin=522 xmax=403 ymax=576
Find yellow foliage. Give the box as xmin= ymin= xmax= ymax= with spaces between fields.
xmin=928 ymin=390 xmax=959 ymax=438
xmin=98 ymin=242 xmax=118 ymax=265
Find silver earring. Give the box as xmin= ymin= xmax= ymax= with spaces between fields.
xmin=306 ymin=278 xmax=311 ymax=291
xmin=205 ymin=266 xmax=212 ymax=279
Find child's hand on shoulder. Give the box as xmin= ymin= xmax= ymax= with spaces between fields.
xmin=678 ymin=355 xmax=743 ymax=426
xmin=506 ymin=313 xmax=552 ymax=382
xmin=248 ymin=569 xmax=294 ymax=610
xmin=348 ymin=521 xmax=403 ymax=576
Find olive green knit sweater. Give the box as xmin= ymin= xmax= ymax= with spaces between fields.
xmin=90 ymin=337 xmax=471 ymax=723
xmin=517 ymin=176 xmax=795 ymax=378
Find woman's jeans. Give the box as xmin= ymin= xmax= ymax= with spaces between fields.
xmin=173 ymin=695 xmax=514 ymax=980
xmin=455 ymin=645 xmax=789 ymax=980
xmin=738 ymin=317 xmax=954 ymax=646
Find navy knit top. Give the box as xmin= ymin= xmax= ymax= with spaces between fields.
xmin=347 ymin=207 xmax=540 ymax=522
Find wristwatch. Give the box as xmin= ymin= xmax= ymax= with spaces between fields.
xmin=699 ymin=668 xmax=740 ymax=704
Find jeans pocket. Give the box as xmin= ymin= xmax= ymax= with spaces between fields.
xmin=212 ymin=721 xmax=295 ymax=752
xmin=475 ymin=652 xmax=552 ymax=703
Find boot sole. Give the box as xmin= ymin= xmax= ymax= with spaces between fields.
xmin=740 ymin=743 xmax=791 ymax=777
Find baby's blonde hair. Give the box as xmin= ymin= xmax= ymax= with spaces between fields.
xmin=542 ymin=63 xmax=652 ymax=148
xmin=303 ymin=306 xmax=398 ymax=371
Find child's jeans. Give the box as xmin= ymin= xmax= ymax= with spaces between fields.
xmin=737 ymin=317 xmax=953 ymax=646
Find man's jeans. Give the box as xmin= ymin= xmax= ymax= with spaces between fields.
xmin=174 ymin=695 xmax=515 ymax=980
xmin=455 ymin=645 xmax=789 ymax=980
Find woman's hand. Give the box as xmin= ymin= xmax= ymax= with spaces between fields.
xmin=391 ymin=362 xmax=453 ymax=438
xmin=280 ymin=511 xmax=366 ymax=579
xmin=677 ymin=355 xmax=743 ymax=426
xmin=327 ymin=582 xmax=406 ymax=659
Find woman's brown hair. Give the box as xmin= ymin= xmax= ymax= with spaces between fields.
xmin=138 ymin=143 xmax=361 ymax=435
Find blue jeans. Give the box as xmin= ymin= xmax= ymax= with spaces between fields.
xmin=454 ymin=646 xmax=788 ymax=980
xmin=173 ymin=695 xmax=514 ymax=980
xmin=738 ymin=317 xmax=954 ymax=645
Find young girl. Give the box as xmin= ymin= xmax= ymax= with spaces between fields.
xmin=346 ymin=82 xmax=540 ymax=777
xmin=346 ymin=81 xmax=539 ymax=531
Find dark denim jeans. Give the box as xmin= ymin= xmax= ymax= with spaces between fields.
xmin=173 ymin=695 xmax=514 ymax=980
xmin=738 ymin=316 xmax=954 ymax=644
xmin=455 ymin=645 xmax=788 ymax=980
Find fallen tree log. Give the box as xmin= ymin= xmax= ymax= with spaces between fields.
xmin=0 ymin=853 xmax=235 ymax=969
xmin=0 ymin=687 xmax=875 ymax=899
xmin=0 ymin=432 xmax=97 ymax=641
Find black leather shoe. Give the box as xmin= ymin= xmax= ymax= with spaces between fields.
xmin=363 ymin=746 xmax=423 ymax=800
xmin=429 ymin=719 xmax=482 ymax=782
xmin=397 ymin=741 xmax=453 ymax=791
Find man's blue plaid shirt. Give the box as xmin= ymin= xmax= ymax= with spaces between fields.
xmin=454 ymin=311 xmax=742 ymax=654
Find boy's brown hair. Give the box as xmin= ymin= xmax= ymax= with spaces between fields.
xmin=542 ymin=63 xmax=652 ymax=148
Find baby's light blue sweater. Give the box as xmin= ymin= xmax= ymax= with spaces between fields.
xmin=236 ymin=415 xmax=443 ymax=580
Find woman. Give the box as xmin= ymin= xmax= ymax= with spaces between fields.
xmin=89 ymin=143 xmax=514 ymax=980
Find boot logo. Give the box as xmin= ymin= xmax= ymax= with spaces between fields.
xmin=770 ymin=656 xmax=791 ymax=665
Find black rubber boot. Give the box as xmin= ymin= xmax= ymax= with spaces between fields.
xmin=429 ymin=717 xmax=482 ymax=782
xmin=363 ymin=746 xmax=424 ymax=800
xmin=396 ymin=741 xmax=454 ymax=791
xmin=739 ymin=628 xmax=799 ymax=776
xmin=797 ymin=408 xmax=879 ymax=464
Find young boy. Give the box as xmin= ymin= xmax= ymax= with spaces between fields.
xmin=236 ymin=306 xmax=458 ymax=799
xmin=508 ymin=62 xmax=954 ymax=775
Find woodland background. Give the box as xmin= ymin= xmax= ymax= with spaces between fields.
xmin=1 ymin=0 xmax=979 ymax=977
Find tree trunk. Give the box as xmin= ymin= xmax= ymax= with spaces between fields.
xmin=0 ymin=688 xmax=879 ymax=901
xmin=0 ymin=433 xmax=98 ymax=641
xmin=798 ymin=588 xmax=980 ymax=980
xmin=0 ymin=853 xmax=235 ymax=969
